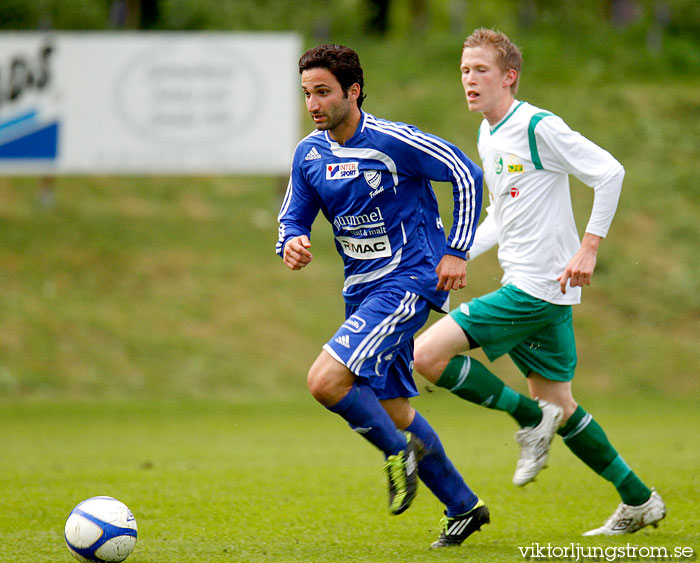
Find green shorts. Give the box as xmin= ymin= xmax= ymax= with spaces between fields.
xmin=449 ymin=284 xmax=577 ymax=382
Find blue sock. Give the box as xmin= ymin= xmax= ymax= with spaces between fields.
xmin=406 ymin=411 xmax=478 ymax=517
xmin=327 ymin=380 xmax=406 ymax=456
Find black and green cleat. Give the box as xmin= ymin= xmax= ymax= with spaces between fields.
xmin=384 ymin=431 xmax=423 ymax=515
xmin=430 ymin=499 xmax=490 ymax=548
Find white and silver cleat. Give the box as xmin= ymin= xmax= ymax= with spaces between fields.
xmin=512 ymin=400 xmax=564 ymax=486
xmin=583 ymin=489 xmax=666 ymax=536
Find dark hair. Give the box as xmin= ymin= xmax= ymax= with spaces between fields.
xmin=299 ymin=44 xmax=366 ymax=108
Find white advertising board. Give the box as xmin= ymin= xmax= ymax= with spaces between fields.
xmin=0 ymin=32 xmax=301 ymax=175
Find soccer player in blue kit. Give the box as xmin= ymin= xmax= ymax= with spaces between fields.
xmin=276 ymin=44 xmax=487 ymax=548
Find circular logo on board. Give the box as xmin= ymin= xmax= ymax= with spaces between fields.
xmin=114 ymin=41 xmax=257 ymax=146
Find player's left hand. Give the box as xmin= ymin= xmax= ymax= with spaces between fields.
xmin=436 ymin=254 xmax=467 ymax=291
xmin=558 ymin=233 xmax=602 ymax=293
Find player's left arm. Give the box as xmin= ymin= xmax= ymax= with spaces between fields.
xmin=435 ymin=254 xmax=468 ymax=291
xmin=399 ymin=128 xmax=483 ymax=290
xmin=436 ymin=143 xmax=482 ymax=291
xmin=535 ymin=117 xmax=624 ymax=293
xmin=558 ymin=232 xmax=601 ymax=293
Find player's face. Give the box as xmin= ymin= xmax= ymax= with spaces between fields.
xmin=301 ymin=67 xmax=358 ymax=140
xmin=460 ymin=45 xmax=514 ymax=123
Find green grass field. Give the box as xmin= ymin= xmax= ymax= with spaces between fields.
xmin=1 ymin=394 xmax=698 ymax=562
xmin=1 ymin=18 xmax=699 ymax=562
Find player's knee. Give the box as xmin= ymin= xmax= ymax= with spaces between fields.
xmin=307 ymin=355 xmax=354 ymax=407
xmin=413 ymin=340 xmax=447 ymax=383
xmin=557 ymin=398 xmax=579 ymax=423
xmin=307 ymin=365 xmax=330 ymax=403
xmin=534 ymin=390 xmax=578 ymax=423
xmin=381 ymin=399 xmax=415 ymax=430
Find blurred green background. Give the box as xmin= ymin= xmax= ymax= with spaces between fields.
xmin=0 ymin=0 xmax=698 ymax=404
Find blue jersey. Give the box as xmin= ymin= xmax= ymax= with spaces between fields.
xmin=277 ymin=111 xmax=482 ymax=310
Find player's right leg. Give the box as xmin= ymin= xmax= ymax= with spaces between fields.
xmin=307 ymin=350 xmax=408 ymax=460
xmin=561 ymin=402 xmax=665 ymax=535
xmin=414 ymin=286 xmax=564 ymax=486
xmin=311 ymin=289 xmax=434 ymax=515
xmin=413 ymin=312 xmax=548 ymax=448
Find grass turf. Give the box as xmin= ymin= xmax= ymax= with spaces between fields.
xmin=1 ymin=393 xmax=697 ymax=562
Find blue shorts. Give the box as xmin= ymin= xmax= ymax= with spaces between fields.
xmin=323 ymin=289 xmax=430 ymax=400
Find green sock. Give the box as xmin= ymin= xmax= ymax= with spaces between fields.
xmin=436 ymin=355 xmax=542 ymax=428
xmin=558 ymin=406 xmax=652 ymax=506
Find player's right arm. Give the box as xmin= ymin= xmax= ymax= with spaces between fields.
xmin=276 ymin=147 xmax=321 ymax=270
xmin=283 ymin=235 xmax=313 ymax=270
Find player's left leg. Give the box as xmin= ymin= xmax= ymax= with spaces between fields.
xmin=415 ymin=287 xmax=566 ymax=487
xmin=528 ymin=373 xmax=666 ymax=535
xmin=381 ymin=397 xmax=489 ymax=548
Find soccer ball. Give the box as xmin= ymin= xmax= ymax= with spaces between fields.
xmin=64 ymin=496 xmax=138 ymax=563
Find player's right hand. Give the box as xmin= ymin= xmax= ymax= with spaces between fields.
xmin=283 ymin=235 xmax=313 ymax=270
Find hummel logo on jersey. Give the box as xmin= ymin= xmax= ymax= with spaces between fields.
xmin=335 ymin=335 xmax=351 ymax=348
xmin=304 ymin=147 xmax=321 ymax=161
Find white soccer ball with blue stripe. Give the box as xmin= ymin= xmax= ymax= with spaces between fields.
xmin=64 ymin=496 xmax=138 ymax=562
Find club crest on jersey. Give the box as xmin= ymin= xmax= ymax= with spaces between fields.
xmin=364 ymin=170 xmax=384 ymax=198
xmin=494 ymin=154 xmax=504 ymax=174
xmin=364 ymin=170 xmax=381 ymax=189
xmin=326 ymin=162 xmax=359 ymax=180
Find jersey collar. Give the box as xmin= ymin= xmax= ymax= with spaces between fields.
xmin=324 ymin=111 xmax=367 ymax=146
xmin=489 ymin=100 xmax=524 ymax=135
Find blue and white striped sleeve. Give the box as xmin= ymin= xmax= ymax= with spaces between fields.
xmin=437 ymin=138 xmax=483 ymax=258
xmin=275 ymin=157 xmax=320 ymax=258
xmin=388 ymin=124 xmax=483 ymax=257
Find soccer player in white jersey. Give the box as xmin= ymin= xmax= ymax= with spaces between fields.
xmin=414 ymin=29 xmax=665 ymax=536
xmin=277 ymin=44 xmax=488 ymax=548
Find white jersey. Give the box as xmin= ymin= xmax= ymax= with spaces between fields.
xmin=470 ymin=100 xmax=624 ymax=305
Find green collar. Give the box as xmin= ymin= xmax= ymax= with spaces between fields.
xmin=490 ymin=100 xmax=524 ymax=134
